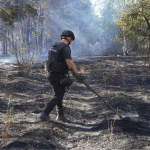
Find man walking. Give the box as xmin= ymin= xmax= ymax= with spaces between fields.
xmin=40 ymin=30 xmax=84 ymax=122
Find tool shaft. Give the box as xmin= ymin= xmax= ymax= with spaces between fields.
xmin=82 ymin=80 xmax=122 ymax=119
xmin=71 ymin=69 xmax=122 ymax=119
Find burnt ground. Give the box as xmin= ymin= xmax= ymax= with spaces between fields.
xmin=0 ymin=55 xmax=150 ymax=150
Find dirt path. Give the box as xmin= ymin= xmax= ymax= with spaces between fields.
xmin=0 ymin=56 xmax=150 ymax=150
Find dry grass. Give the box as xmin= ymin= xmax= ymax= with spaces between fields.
xmin=0 ymin=95 xmax=16 ymax=150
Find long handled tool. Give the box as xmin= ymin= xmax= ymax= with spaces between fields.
xmin=82 ymin=80 xmax=123 ymax=119
xmin=70 ymin=69 xmax=122 ymax=119
xmin=81 ymin=80 xmax=141 ymax=123
xmin=71 ymin=70 xmax=140 ymax=123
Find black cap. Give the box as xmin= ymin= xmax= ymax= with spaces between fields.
xmin=61 ymin=30 xmax=75 ymax=40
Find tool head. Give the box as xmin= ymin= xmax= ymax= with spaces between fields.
xmin=120 ymin=116 xmax=139 ymax=124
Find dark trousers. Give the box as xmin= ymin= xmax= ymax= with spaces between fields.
xmin=44 ymin=72 xmax=65 ymax=115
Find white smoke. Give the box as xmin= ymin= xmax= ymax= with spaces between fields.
xmin=90 ymin=0 xmax=106 ymax=18
xmin=1 ymin=0 xmax=118 ymax=63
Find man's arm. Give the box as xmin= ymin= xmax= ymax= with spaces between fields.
xmin=65 ymin=59 xmax=78 ymax=74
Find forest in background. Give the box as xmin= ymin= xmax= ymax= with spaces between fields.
xmin=0 ymin=0 xmax=150 ymax=61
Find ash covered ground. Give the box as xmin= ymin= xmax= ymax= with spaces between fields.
xmin=0 ymin=56 xmax=150 ymax=150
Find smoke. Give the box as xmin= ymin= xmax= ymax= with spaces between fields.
xmin=0 ymin=0 xmax=118 ymax=64
xmin=42 ymin=0 xmax=117 ymax=57
xmin=90 ymin=0 xmax=106 ymax=18
xmin=0 ymin=56 xmax=15 ymax=63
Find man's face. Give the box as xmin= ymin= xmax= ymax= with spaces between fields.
xmin=67 ymin=37 xmax=73 ymax=45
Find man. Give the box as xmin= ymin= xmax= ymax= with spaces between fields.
xmin=40 ymin=30 xmax=84 ymax=122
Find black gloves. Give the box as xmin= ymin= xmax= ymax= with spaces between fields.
xmin=69 ymin=68 xmax=85 ymax=83
xmin=72 ymin=72 xmax=85 ymax=83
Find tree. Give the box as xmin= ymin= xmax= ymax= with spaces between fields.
xmin=0 ymin=0 xmax=38 ymax=76
xmin=116 ymin=0 xmax=150 ymax=52
xmin=0 ymin=0 xmax=37 ymax=27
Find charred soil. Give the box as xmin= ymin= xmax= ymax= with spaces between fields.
xmin=0 ymin=56 xmax=150 ymax=150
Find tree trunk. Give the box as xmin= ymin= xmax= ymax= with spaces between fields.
xmin=27 ymin=18 xmax=30 ymax=47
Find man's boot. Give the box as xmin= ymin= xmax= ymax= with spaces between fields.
xmin=56 ymin=107 xmax=70 ymax=123
xmin=40 ymin=112 xmax=52 ymax=122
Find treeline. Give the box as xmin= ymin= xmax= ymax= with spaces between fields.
xmin=1 ymin=0 xmax=150 ymax=58
xmin=0 ymin=0 xmax=120 ymax=57
xmin=0 ymin=0 xmax=51 ymax=56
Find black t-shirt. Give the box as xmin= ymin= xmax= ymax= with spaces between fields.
xmin=57 ymin=42 xmax=72 ymax=65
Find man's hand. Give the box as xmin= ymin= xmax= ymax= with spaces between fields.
xmin=76 ymin=73 xmax=85 ymax=83
xmin=66 ymin=60 xmax=85 ymax=83
xmin=72 ymin=72 xmax=85 ymax=83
